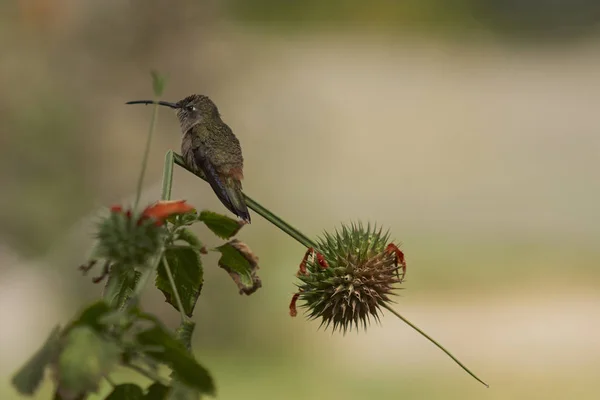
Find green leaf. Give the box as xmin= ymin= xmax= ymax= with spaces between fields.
xmin=176 ymin=228 xmax=206 ymax=253
xmin=55 ymin=326 xmax=121 ymax=400
xmin=105 ymin=384 xmax=145 ymax=400
xmin=168 ymin=321 xmax=201 ymax=400
xmin=69 ymin=301 xmax=113 ymax=332
xmin=103 ymin=264 xmax=140 ymax=310
xmin=214 ymin=239 xmax=262 ymax=295
xmin=136 ymin=325 xmax=215 ymax=396
xmin=198 ymin=210 xmax=244 ymax=239
xmin=144 ymin=383 xmax=170 ymax=400
xmin=11 ymin=326 xmax=61 ymax=395
xmin=156 ymin=247 xmax=203 ymax=317
xmin=151 ymin=71 xmax=167 ymax=97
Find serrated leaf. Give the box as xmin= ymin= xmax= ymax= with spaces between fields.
xmin=55 ymin=326 xmax=121 ymax=400
xmin=103 ymin=264 xmax=140 ymax=310
xmin=11 ymin=326 xmax=61 ymax=395
xmin=144 ymin=383 xmax=170 ymax=400
xmin=198 ymin=211 xmax=244 ymax=239
xmin=214 ymin=239 xmax=261 ymax=295
xmin=166 ymin=321 xmax=201 ymax=400
xmin=156 ymin=247 xmax=203 ymax=317
xmin=151 ymin=71 xmax=167 ymax=96
xmin=136 ymin=326 xmax=215 ymax=396
xmin=105 ymin=384 xmax=144 ymax=400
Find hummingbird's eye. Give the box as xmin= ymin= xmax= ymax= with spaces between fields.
xmin=185 ymin=105 xmax=196 ymax=112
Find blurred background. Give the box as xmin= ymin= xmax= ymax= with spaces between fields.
xmin=1 ymin=0 xmax=600 ymax=399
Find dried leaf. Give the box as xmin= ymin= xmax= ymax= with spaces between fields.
xmin=214 ymin=240 xmax=261 ymax=295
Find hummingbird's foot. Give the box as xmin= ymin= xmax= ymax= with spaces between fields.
xmin=297 ymin=247 xmax=329 ymax=276
xmin=385 ymin=243 xmax=407 ymax=281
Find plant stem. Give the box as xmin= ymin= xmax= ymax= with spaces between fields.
xmin=381 ymin=303 xmax=489 ymax=388
xmin=162 ymin=254 xmax=188 ymax=324
xmin=161 ymin=150 xmax=174 ymax=201
xmin=129 ymin=248 xmax=164 ymax=307
xmin=171 ymin=152 xmax=318 ymax=250
xmin=128 ymin=149 xmax=174 ymax=308
xmin=134 ymin=100 xmax=160 ymax=211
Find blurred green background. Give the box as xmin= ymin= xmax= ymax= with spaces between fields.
xmin=1 ymin=0 xmax=599 ymax=399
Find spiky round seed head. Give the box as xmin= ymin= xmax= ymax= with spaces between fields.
xmin=95 ymin=209 xmax=164 ymax=266
xmin=294 ymin=223 xmax=405 ymax=333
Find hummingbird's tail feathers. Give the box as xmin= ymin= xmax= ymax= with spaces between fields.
xmin=194 ymin=149 xmax=251 ymax=223
xmin=222 ymin=178 xmax=251 ymax=224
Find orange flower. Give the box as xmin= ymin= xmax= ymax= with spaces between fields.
xmin=142 ymin=200 xmax=195 ymax=225
xmin=110 ymin=200 xmax=195 ymax=226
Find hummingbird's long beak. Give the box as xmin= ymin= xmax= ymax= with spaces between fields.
xmin=125 ymin=100 xmax=180 ymax=109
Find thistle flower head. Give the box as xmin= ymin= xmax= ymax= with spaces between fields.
xmin=94 ymin=201 xmax=194 ymax=266
xmin=292 ymin=222 xmax=406 ymax=333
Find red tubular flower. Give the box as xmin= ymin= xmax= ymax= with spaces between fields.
xmin=141 ymin=200 xmax=195 ymax=225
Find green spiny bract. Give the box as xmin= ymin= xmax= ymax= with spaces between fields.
xmin=294 ymin=223 xmax=405 ymax=333
xmin=95 ymin=209 xmax=164 ymax=266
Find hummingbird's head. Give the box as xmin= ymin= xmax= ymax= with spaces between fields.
xmin=126 ymin=93 xmax=220 ymax=132
xmin=174 ymin=94 xmax=220 ymax=131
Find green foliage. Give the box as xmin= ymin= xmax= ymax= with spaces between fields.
xmin=136 ymin=325 xmax=215 ymax=395
xmin=144 ymin=383 xmax=170 ymax=400
xmin=105 ymin=384 xmax=145 ymax=400
xmin=156 ymin=247 xmax=204 ymax=317
xmin=55 ymin=326 xmax=121 ymax=399
xmin=103 ymin=264 xmax=140 ymax=310
xmin=95 ymin=210 xmax=164 ymax=266
xmin=198 ymin=211 xmax=245 ymax=239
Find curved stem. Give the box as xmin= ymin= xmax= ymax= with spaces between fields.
xmin=134 ymin=100 xmax=160 ymax=211
xmin=381 ymin=303 xmax=489 ymax=388
xmin=161 ymin=253 xmax=188 ymax=324
xmin=172 ymin=152 xmax=318 ymax=250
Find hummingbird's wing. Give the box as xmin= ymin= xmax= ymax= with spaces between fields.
xmin=193 ymin=146 xmax=251 ymax=223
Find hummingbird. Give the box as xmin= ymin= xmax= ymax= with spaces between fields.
xmin=126 ymin=94 xmax=251 ymax=223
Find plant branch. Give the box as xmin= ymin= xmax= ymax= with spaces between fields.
xmin=134 ymin=100 xmax=160 ymax=211
xmin=381 ymin=303 xmax=489 ymax=388
xmin=161 ymin=150 xmax=174 ymax=201
xmin=129 ymin=248 xmax=164 ymax=308
xmin=171 ymin=152 xmax=318 ymax=250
